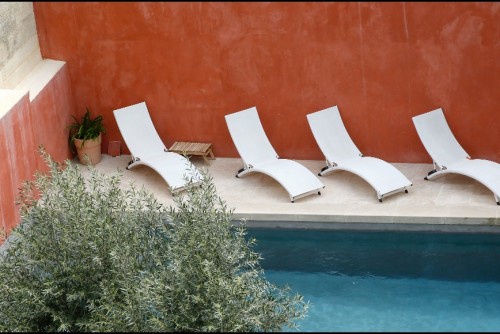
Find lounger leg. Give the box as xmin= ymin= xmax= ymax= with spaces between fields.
xmin=424 ymin=169 xmax=437 ymax=180
xmin=126 ymin=159 xmax=133 ymax=170
xmin=425 ymin=168 xmax=449 ymax=181
xmin=126 ymin=157 xmax=141 ymax=170
xmin=425 ymin=162 xmax=448 ymax=180
xmin=318 ymin=165 xmax=339 ymax=176
xmin=318 ymin=166 xmax=329 ymax=176
xmin=236 ymin=167 xmax=254 ymax=178
xmin=235 ymin=167 xmax=245 ymax=178
xmin=290 ymin=188 xmax=323 ymax=203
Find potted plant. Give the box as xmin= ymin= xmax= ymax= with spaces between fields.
xmin=68 ymin=108 xmax=105 ymax=165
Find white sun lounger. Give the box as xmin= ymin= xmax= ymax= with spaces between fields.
xmin=225 ymin=106 xmax=325 ymax=202
xmin=412 ymin=107 xmax=500 ymax=205
xmin=113 ymin=101 xmax=202 ymax=193
xmin=306 ymin=106 xmax=412 ymax=202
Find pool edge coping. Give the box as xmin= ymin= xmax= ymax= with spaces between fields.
xmin=232 ymin=215 xmax=500 ymax=233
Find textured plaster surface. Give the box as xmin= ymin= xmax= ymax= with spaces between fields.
xmin=0 ymin=2 xmax=42 ymax=89
xmin=33 ymin=2 xmax=500 ymax=162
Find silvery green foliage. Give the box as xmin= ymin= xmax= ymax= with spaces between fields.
xmin=0 ymin=148 xmax=308 ymax=332
xmin=0 ymin=148 xmax=171 ymax=332
xmin=143 ymin=171 xmax=308 ymax=332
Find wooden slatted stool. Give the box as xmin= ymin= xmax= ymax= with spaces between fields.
xmin=169 ymin=141 xmax=215 ymax=164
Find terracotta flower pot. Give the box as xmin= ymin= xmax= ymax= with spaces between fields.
xmin=74 ymin=133 xmax=102 ymax=165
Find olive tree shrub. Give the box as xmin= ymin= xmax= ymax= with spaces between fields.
xmin=0 ymin=148 xmax=308 ymax=332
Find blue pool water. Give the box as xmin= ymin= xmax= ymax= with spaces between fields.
xmin=247 ymin=228 xmax=500 ymax=332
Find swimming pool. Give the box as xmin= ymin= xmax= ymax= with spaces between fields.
xmin=247 ymin=228 xmax=500 ymax=332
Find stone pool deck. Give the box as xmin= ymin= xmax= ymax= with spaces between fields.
xmin=80 ymin=154 xmax=500 ymax=233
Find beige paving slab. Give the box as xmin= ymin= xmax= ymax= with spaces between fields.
xmin=78 ymin=154 xmax=500 ymax=232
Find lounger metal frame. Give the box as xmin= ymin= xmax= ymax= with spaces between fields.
xmin=225 ymin=106 xmax=325 ymax=202
xmin=413 ymin=108 xmax=500 ymax=205
xmin=113 ymin=101 xmax=202 ymax=193
xmin=307 ymin=106 xmax=412 ymax=202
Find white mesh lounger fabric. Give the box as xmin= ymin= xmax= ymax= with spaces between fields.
xmin=306 ymin=106 xmax=412 ymax=202
xmin=412 ymin=108 xmax=500 ymax=205
xmin=113 ymin=101 xmax=202 ymax=193
xmin=225 ymin=106 xmax=325 ymax=202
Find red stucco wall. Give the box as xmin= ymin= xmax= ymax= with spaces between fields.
xmin=31 ymin=64 xmax=75 ymax=172
xmin=0 ymin=94 xmax=34 ymax=234
xmin=0 ymin=64 xmax=75 ymax=235
xmin=33 ymin=2 xmax=499 ymax=163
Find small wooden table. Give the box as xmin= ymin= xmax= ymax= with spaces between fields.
xmin=169 ymin=141 xmax=215 ymax=164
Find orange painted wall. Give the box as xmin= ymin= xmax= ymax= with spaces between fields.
xmin=0 ymin=94 xmax=34 ymax=236
xmin=33 ymin=2 xmax=499 ymax=163
xmin=0 ymin=64 xmax=75 ymax=236
xmin=30 ymin=64 xmax=75 ymax=172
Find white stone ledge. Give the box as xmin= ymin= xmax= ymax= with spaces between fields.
xmin=0 ymin=58 xmax=66 ymax=119
xmin=0 ymin=88 xmax=29 ymax=119
xmin=14 ymin=59 xmax=65 ymax=102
